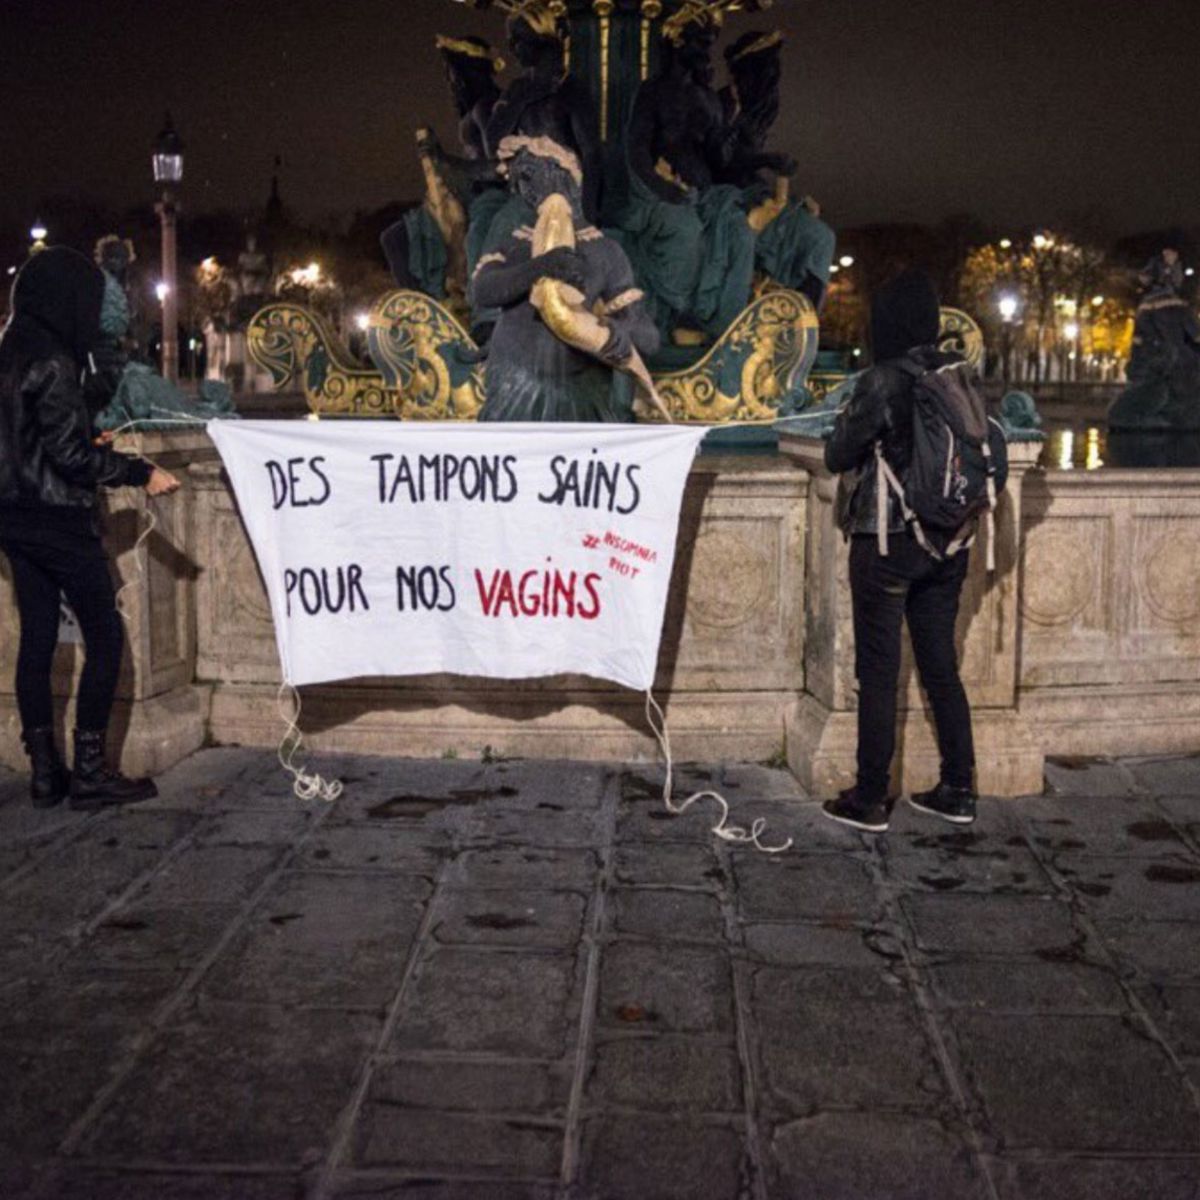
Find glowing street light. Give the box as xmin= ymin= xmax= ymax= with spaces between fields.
xmin=1033 ymin=232 xmax=1051 ymax=250
xmin=152 ymin=115 xmax=185 ymax=186
xmin=998 ymin=294 xmax=1019 ymax=322
xmin=1091 ymin=295 xmax=1105 ymax=307
xmin=155 ymin=281 xmax=170 ymax=303
xmin=1063 ymin=322 xmax=1080 ymax=340
xmin=290 ymin=261 xmax=322 ymax=289
xmin=355 ymin=312 xmax=371 ymax=331
xmin=999 ymin=238 xmax=1012 ymax=250
xmin=838 ymin=254 xmax=855 ymax=268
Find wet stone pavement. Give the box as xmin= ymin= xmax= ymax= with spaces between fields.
xmin=1 ymin=749 xmax=1199 ymax=1200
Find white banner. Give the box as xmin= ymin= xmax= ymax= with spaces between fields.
xmin=207 ymin=420 xmax=707 ymax=692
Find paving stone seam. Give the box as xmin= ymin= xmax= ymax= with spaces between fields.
xmin=1113 ymin=760 xmax=1200 ymax=856
xmin=54 ymin=793 xmax=339 ymax=1158
xmin=1009 ymin=805 xmax=1200 ymax=1128
xmin=374 ymin=1050 xmax=564 ymax=1066
xmin=333 ymin=1165 xmax=560 ymax=1187
xmin=589 ymin=1029 xmax=739 ymax=1045
xmin=49 ymin=1158 xmax=304 ymax=1178
xmin=600 ymin=932 xmax=727 ymax=947
xmin=282 ymin=865 xmax=446 ymax=883
xmin=577 ymin=1106 xmax=749 ymax=1127
xmin=717 ymin=848 xmax=771 ymax=1200
xmin=989 ymin=1149 xmax=1200 ymax=1162
xmin=364 ymin=942 xmax=581 ymax=960
xmin=309 ymin=849 xmax=454 ymax=1200
xmin=864 ymin=838 xmax=1005 ymax=1200
xmin=0 ymin=808 xmax=111 ymax=894
xmin=756 ymin=1099 xmax=961 ymax=1118
xmin=66 ymin=823 xmax=207 ymax=945
xmin=365 ymin=1099 xmax=568 ymax=1123
xmin=558 ymin=768 xmax=620 ymax=1199
xmin=1148 ymin=799 xmax=1200 ymax=863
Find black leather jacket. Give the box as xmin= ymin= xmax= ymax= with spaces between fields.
xmin=0 ymin=249 xmax=151 ymax=519
xmin=825 ymin=347 xmax=1009 ymax=539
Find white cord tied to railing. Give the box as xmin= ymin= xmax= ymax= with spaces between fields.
xmin=105 ymin=414 xmax=211 ymax=624
xmin=103 ymin=416 xmax=339 ymax=805
xmin=644 ymin=690 xmax=792 ymax=855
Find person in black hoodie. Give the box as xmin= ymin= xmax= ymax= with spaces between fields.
xmin=821 ymin=269 xmax=1008 ymax=832
xmin=0 ymin=247 xmax=180 ymax=809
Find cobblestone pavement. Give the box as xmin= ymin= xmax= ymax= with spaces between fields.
xmin=2 ymin=749 xmax=1200 ymax=1199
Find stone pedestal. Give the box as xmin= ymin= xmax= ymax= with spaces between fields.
xmin=777 ymin=434 xmax=1045 ymax=798
xmin=190 ymin=452 xmax=810 ymax=763
xmin=0 ymin=433 xmax=215 ymax=776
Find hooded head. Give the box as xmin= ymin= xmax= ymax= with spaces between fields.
xmin=7 ymin=246 xmax=105 ymax=367
xmin=869 ymin=268 xmax=941 ymax=363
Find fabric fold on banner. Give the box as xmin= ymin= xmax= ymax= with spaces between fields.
xmin=207 ymin=421 xmax=707 ymax=692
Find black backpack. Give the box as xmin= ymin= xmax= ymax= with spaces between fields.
xmin=874 ymin=359 xmax=1003 ymax=570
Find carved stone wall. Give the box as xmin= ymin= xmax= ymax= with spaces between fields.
xmin=3 ymin=426 xmax=1197 ymax=791
xmin=1018 ymin=468 xmax=1200 ymax=755
xmin=190 ymin=452 xmax=808 ymax=762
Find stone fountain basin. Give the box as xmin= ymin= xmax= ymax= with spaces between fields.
xmin=0 ymin=424 xmax=1196 ymax=795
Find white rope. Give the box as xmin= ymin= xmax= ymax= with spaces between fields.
xmin=103 ymin=415 xmax=211 ymax=624
xmin=102 ymin=416 xmax=340 ymax=805
xmin=113 ymin=507 xmax=156 ymax=623
xmin=643 ymin=690 xmax=792 ymax=855
xmin=276 ymin=682 xmax=344 ymax=803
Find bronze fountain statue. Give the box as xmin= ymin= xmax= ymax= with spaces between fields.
xmin=247 ymin=0 xmax=982 ymax=423
xmin=1108 ymin=246 xmax=1200 ymax=431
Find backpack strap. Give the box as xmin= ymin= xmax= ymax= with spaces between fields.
xmin=944 ymin=438 xmax=1000 ymax=571
xmin=895 ymin=356 xmax=927 ymax=381
xmin=874 ymin=442 xmax=943 ymax=561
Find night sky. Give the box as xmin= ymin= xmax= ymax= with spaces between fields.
xmin=2 ymin=0 xmax=1197 ymax=237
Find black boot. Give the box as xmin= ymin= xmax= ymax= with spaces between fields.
xmin=22 ymin=727 xmax=70 ymax=809
xmin=69 ymin=729 xmax=157 ymax=809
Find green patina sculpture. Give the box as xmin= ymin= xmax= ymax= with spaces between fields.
xmin=250 ymin=1 xmax=987 ymax=427
xmin=1108 ymin=248 xmax=1200 ymax=431
xmin=91 ymin=233 xmax=237 ymax=432
xmin=998 ymin=390 xmax=1045 ymax=443
xmin=389 ymin=1 xmax=830 ymax=359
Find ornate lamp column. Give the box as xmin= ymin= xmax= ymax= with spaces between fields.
xmin=152 ymin=114 xmax=185 ymax=384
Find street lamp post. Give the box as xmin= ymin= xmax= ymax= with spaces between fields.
xmin=152 ymin=114 xmax=184 ymax=384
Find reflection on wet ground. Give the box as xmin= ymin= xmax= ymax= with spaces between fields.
xmin=1044 ymin=424 xmax=1200 ymax=469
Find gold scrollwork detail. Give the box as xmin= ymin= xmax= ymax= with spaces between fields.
xmin=247 ymin=304 xmax=395 ymax=416
xmin=653 ymin=289 xmax=820 ymax=423
xmin=369 ymin=290 xmax=485 ymax=421
xmin=938 ymin=306 xmax=986 ymax=373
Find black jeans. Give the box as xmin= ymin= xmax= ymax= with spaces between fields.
xmin=1 ymin=537 xmax=124 ymax=734
xmin=849 ymin=533 xmax=975 ymax=800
